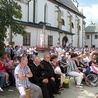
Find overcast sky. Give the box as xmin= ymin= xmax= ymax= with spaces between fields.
xmin=77 ymin=0 xmax=98 ymax=26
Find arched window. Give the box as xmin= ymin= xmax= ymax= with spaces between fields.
xmin=44 ymin=4 xmax=48 ymax=23
xmin=72 ymin=22 xmax=74 ymax=28
xmin=62 ymin=19 xmax=65 ymax=26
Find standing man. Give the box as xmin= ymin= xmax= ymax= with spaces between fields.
xmin=14 ymin=56 xmax=42 ymax=98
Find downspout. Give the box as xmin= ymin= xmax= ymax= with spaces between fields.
xmin=82 ymin=18 xmax=83 ymax=47
xmin=91 ymin=33 xmax=92 ymax=47
xmin=28 ymin=0 xmax=31 ymax=22
xmin=33 ymin=0 xmax=36 ymax=23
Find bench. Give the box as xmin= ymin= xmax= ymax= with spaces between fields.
xmin=26 ymin=88 xmax=31 ymax=98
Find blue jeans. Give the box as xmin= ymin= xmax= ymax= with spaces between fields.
xmin=0 ymin=72 xmax=6 ymax=87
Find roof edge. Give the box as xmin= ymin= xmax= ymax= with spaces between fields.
xmin=48 ymin=0 xmax=85 ymax=19
xmin=16 ymin=20 xmax=74 ymax=35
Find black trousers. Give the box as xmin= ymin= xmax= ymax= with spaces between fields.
xmin=37 ymin=82 xmax=53 ymax=98
xmin=49 ymin=74 xmax=61 ymax=93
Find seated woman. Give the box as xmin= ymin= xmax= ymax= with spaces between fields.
xmin=13 ymin=56 xmax=19 ymax=67
xmin=89 ymin=61 xmax=98 ymax=74
xmin=50 ymin=54 xmax=65 ymax=90
xmin=74 ymin=55 xmax=95 ymax=86
xmin=5 ymin=57 xmax=15 ymax=85
xmin=67 ymin=53 xmax=84 ymax=88
xmin=0 ymin=59 xmax=9 ymax=88
xmin=74 ymin=54 xmax=88 ymax=73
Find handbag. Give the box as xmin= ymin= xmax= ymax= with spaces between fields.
xmin=63 ymin=77 xmax=70 ymax=88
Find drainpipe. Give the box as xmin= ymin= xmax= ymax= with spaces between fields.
xmin=82 ymin=19 xmax=83 ymax=47
xmin=91 ymin=33 xmax=92 ymax=47
xmin=33 ymin=0 xmax=36 ymax=23
xmin=27 ymin=0 xmax=31 ymax=22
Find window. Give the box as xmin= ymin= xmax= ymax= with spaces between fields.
xmin=95 ymin=35 xmax=98 ymax=39
xmin=48 ymin=35 xmax=53 ymax=46
xmin=72 ymin=22 xmax=74 ymax=28
xmin=23 ymin=33 xmax=31 ymax=46
xmin=79 ymin=25 xmax=81 ymax=30
xmin=83 ymin=21 xmax=86 ymax=25
xmin=86 ymin=35 xmax=89 ymax=39
xmin=62 ymin=19 xmax=65 ymax=26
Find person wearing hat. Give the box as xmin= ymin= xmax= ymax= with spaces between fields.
xmin=67 ymin=53 xmax=84 ymax=88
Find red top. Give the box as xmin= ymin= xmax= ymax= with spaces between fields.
xmin=0 ymin=62 xmax=8 ymax=71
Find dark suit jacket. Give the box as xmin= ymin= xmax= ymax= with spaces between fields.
xmin=41 ymin=60 xmax=55 ymax=79
xmin=28 ymin=59 xmax=43 ymax=84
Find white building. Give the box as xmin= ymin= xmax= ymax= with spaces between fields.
xmin=5 ymin=0 xmax=86 ymax=47
xmin=85 ymin=22 xmax=98 ymax=48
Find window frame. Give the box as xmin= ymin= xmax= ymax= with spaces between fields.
xmin=95 ymin=35 xmax=98 ymax=39
xmin=48 ymin=35 xmax=53 ymax=46
xmin=86 ymin=35 xmax=90 ymax=39
xmin=62 ymin=19 xmax=65 ymax=26
xmin=72 ymin=22 xmax=74 ymax=28
xmin=23 ymin=33 xmax=31 ymax=46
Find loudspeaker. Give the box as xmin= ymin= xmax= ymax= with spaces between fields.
xmin=92 ymin=45 xmax=95 ymax=48
xmin=85 ymin=45 xmax=88 ymax=48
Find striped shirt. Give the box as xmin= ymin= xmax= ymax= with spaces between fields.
xmin=14 ymin=64 xmax=31 ymax=88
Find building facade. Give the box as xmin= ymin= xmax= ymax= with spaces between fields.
xmin=5 ymin=0 xmax=86 ymax=47
xmin=86 ymin=23 xmax=98 ymax=48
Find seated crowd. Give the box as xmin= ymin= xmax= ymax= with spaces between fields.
xmin=0 ymin=45 xmax=98 ymax=98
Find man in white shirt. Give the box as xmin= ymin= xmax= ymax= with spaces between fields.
xmin=14 ymin=56 xmax=42 ymax=98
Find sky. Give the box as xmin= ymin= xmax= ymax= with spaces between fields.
xmin=77 ymin=0 xmax=98 ymax=26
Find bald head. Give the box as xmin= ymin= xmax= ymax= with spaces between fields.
xmin=34 ymin=56 xmax=41 ymax=66
xmin=44 ymin=53 xmax=50 ymax=62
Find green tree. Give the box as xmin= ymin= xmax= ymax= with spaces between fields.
xmin=0 ymin=0 xmax=27 ymax=56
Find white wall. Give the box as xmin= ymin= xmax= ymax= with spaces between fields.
xmin=92 ymin=34 xmax=98 ymax=47
xmin=10 ymin=27 xmax=40 ymax=46
xmin=86 ymin=34 xmax=98 ymax=47
xmin=18 ymin=2 xmax=28 ymax=22
xmin=29 ymin=1 xmax=33 ymax=22
xmin=86 ymin=34 xmax=91 ymax=47
xmin=6 ymin=0 xmax=85 ymax=47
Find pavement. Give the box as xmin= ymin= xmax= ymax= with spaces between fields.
xmin=0 ymin=78 xmax=98 ymax=98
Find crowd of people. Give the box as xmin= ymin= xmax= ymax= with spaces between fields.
xmin=0 ymin=45 xmax=98 ymax=98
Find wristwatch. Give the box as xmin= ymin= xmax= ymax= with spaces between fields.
xmin=25 ymin=75 xmax=27 ymax=78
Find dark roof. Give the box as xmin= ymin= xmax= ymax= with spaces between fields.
xmin=86 ymin=25 xmax=95 ymax=32
xmin=86 ymin=23 xmax=98 ymax=33
xmin=56 ymin=0 xmax=79 ymax=13
xmin=54 ymin=0 xmax=85 ymax=18
xmin=17 ymin=20 xmax=74 ymax=35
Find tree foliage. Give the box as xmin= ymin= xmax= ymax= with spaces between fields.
xmin=0 ymin=0 xmax=27 ymax=56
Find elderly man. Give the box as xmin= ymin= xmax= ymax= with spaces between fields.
xmin=14 ymin=56 xmax=42 ymax=98
xmin=41 ymin=54 xmax=60 ymax=95
xmin=28 ymin=56 xmax=54 ymax=98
